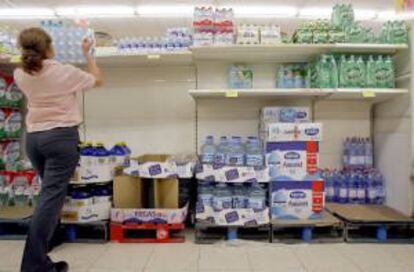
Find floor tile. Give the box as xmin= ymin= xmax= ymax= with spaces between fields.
xmin=247 ymin=244 xmax=305 ymax=271
xmin=144 ymin=244 xmax=199 ymax=271
xmin=199 ymin=245 xmax=251 ymax=271
xmin=88 ymin=243 xmax=153 ymax=271
xmin=49 ymin=243 xmax=106 ymax=270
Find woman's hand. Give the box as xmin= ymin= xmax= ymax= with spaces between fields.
xmin=81 ymin=38 xmax=93 ymax=57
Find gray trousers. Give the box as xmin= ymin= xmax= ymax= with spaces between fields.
xmin=21 ymin=126 xmax=79 ymax=272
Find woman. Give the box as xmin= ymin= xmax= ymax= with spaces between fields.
xmin=14 ymin=27 xmax=102 ymax=272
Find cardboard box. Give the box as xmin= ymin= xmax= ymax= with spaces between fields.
xmin=271 ymin=180 xmax=324 ymax=220
xmin=111 ymin=204 xmax=188 ymax=224
xmin=265 ymin=123 xmax=322 ymax=142
xmin=195 ymin=164 xmax=270 ymax=183
xmin=260 ymin=107 xmax=311 ymax=123
xmin=111 ymin=174 xmax=187 ymax=224
xmin=123 ymin=154 xmax=195 ymax=178
xmin=196 ymin=204 xmax=269 ymax=226
xmin=266 ymin=141 xmax=319 ymax=181
xmin=61 ymin=202 xmax=111 ymax=223
xmin=79 ymin=155 xmax=114 ymax=183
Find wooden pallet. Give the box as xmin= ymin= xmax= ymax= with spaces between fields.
xmin=61 ymin=220 xmax=109 ymax=243
xmin=326 ymin=203 xmax=414 ymax=243
xmin=110 ymin=223 xmax=185 ymax=243
xmin=195 ymin=223 xmax=270 ymax=244
xmin=271 ymin=211 xmax=344 ymax=243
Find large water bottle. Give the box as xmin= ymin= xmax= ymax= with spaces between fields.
xmin=198 ymin=181 xmax=213 ymax=208
xmin=374 ymin=170 xmax=386 ymax=204
xmin=384 ymin=56 xmax=395 ymax=88
xmin=214 ymin=136 xmax=228 ymax=165
xmin=357 ymin=138 xmax=365 ymax=168
xmin=357 ymin=172 xmax=367 ymax=204
xmin=226 ymin=136 xmax=245 ymax=166
xmin=338 ymin=172 xmax=349 ymax=204
xmin=245 ymin=136 xmax=264 ymax=168
xmin=366 ymin=55 xmax=376 ymax=88
xmin=110 ymin=142 xmax=127 ymax=168
xmin=364 ymin=138 xmax=373 ymax=168
xmin=348 ymin=172 xmax=359 ymax=204
xmin=342 ymin=138 xmax=350 ymax=168
xmin=247 ymin=183 xmax=266 ymax=210
xmin=324 ymin=170 xmax=334 ymax=202
xmin=349 ymin=138 xmax=357 ymax=168
xmin=201 ymin=136 xmax=216 ymax=164
xmin=212 ymin=183 xmax=232 ymax=211
xmin=332 ymin=170 xmax=341 ymax=203
xmin=94 ymin=142 xmax=110 ymax=169
xmin=232 ymin=183 xmax=247 ymax=208
xmin=356 ymin=56 xmax=366 ymax=88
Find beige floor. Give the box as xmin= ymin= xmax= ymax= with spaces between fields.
xmin=1 ymin=237 xmax=414 ymax=272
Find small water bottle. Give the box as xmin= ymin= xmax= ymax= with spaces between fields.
xmin=200 ymin=136 xmax=216 ymax=164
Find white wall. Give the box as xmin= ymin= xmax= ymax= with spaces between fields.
xmin=83 ymin=65 xmax=196 ymax=156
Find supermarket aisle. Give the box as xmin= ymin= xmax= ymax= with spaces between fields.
xmin=1 ymin=238 xmax=414 ymax=272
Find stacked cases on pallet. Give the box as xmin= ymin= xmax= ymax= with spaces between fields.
xmin=261 ymin=107 xmax=324 ymax=221
xmin=111 ymin=154 xmax=195 ymax=243
xmin=195 ymin=135 xmax=270 ymax=241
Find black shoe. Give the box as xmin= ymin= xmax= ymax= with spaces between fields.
xmin=53 ymin=261 xmax=69 ymax=272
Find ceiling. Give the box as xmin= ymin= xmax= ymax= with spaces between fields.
xmin=0 ymin=0 xmax=397 ymax=38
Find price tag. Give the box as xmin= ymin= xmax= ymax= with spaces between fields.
xmin=147 ymin=54 xmax=160 ymax=60
xmin=225 ymin=90 xmax=239 ymax=98
xmin=362 ymin=90 xmax=376 ymax=98
xmin=10 ymin=55 xmax=21 ymax=63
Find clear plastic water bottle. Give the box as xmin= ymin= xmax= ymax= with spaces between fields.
xmin=198 ymin=181 xmax=213 ymax=208
xmin=201 ymin=136 xmax=216 ymax=164
xmin=348 ymin=172 xmax=359 ymax=204
xmin=212 ymin=183 xmax=232 ymax=211
xmin=342 ymin=138 xmax=350 ymax=168
xmin=357 ymin=138 xmax=365 ymax=168
xmin=338 ymin=172 xmax=349 ymax=204
xmin=384 ymin=56 xmax=395 ymax=88
xmin=364 ymin=138 xmax=373 ymax=168
xmin=232 ymin=183 xmax=247 ymax=208
xmin=226 ymin=136 xmax=245 ymax=166
xmin=357 ymin=172 xmax=367 ymax=204
xmin=332 ymin=170 xmax=341 ymax=203
xmin=247 ymin=183 xmax=266 ymax=210
xmin=373 ymin=170 xmax=386 ymax=204
xmin=245 ymin=136 xmax=264 ymax=168
xmin=214 ymin=136 xmax=228 ymax=165
xmin=324 ymin=170 xmax=334 ymax=202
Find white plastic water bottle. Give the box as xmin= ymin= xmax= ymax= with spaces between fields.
xmin=201 ymin=136 xmax=216 ymax=164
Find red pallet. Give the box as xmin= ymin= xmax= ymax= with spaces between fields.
xmin=110 ymin=223 xmax=185 ymax=243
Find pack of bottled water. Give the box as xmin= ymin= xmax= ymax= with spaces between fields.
xmin=321 ymin=168 xmax=385 ymax=205
xmin=78 ymin=141 xmax=131 ymax=183
xmin=198 ymin=181 xmax=267 ymax=211
xmin=116 ymin=28 xmax=192 ymax=54
xmin=41 ymin=20 xmax=94 ymax=64
xmin=228 ymin=64 xmax=253 ymax=89
xmin=193 ymin=6 xmax=234 ymax=46
xmin=200 ymin=135 xmax=264 ymax=168
xmin=342 ymin=137 xmax=373 ymax=169
xmin=277 ymin=63 xmax=310 ymax=88
xmin=380 ymin=21 xmax=409 ymax=44
xmin=0 ymin=25 xmax=19 ymax=57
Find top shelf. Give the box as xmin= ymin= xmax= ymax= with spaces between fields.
xmin=190 ymin=43 xmax=409 ymax=63
xmin=0 ymin=43 xmax=409 ymax=67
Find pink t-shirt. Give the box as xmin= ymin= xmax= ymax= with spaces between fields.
xmin=14 ymin=59 xmax=95 ymax=133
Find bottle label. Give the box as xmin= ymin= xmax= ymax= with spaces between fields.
xmin=349 ymin=189 xmax=357 ymax=198
xmin=232 ymin=197 xmax=246 ymax=209
xmin=247 ymin=198 xmax=264 ymax=210
xmin=226 ymin=154 xmax=244 ymax=166
xmin=339 ymin=188 xmax=347 ymax=198
xmin=214 ymin=153 xmax=226 ymax=164
xmin=368 ymin=188 xmax=377 ymax=199
xmin=201 ymin=153 xmax=215 ymax=164
xmin=357 ymin=188 xmax=365 ymax=199
xmin=246 ymin=154 xmax=264 ymax=167
xmin=327 ymin=187 xmax=335 ymax=197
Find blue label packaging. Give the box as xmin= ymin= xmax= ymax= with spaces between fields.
xmin=196 ymin=204 xmax=270 ymax=226
xmin=123 ymin=154 xmax=195 ymax=178
xmin=195 ymin=164 xmax=270 ymax=183
xmin=271 ymin=180 xmax=324 ymax=220
xmin=266 ymin=141 xmax=319 ymax=181
xmin=265 ymin=123 xmax=323 ymax=142
xmin=260 ymin=107 xmax=311 ymax=123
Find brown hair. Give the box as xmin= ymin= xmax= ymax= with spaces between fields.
xmin=18 ymin=27 xmax=52 ymax=74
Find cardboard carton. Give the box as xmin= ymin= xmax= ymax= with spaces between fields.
xmin=271 ymin=180 xmax=324 ymax=220
xmin=266 ymin=141 xmax=319 ymax=181
xmin=196 ymin=164 xmax=270 ymax=183
xmin=61 ymin=202 xmax=111 ymax=223
xmin=265 ymin=123 xmax=322 ymax=142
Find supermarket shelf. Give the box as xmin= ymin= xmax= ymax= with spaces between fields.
xmin=190 ymin=43 xmax=408 ymax=63
xmin=95 ymin=47 xmax=193 ymax=67
xmin=189 ymin=88 xmax=408 ymax=103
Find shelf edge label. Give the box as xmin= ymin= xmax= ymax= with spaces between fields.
xmin=225 ymin=90 xmax=239 ymax=98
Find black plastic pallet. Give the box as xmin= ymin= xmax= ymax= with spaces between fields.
xmin=0 ymin=217 xmax=31 ymax=240
xmin=60 ymin=220 xmax=109 ymax=243
xmin=195 ymin=223 xmax=270 ymax=244
xmin=271 ymin=212 xmax=344 ymax=243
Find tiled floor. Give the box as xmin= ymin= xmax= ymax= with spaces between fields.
xmin=1 ymin=238 xmax=414 ymax=272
